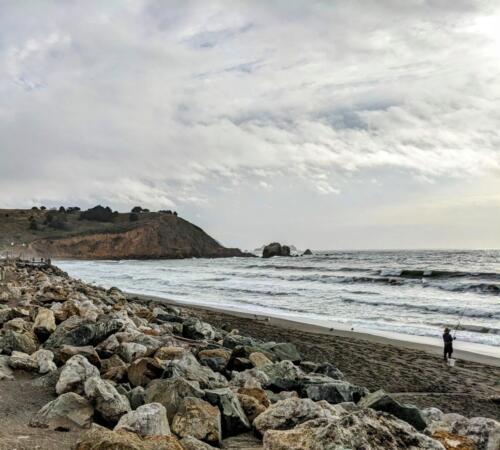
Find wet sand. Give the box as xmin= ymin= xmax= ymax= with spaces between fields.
xmin=131 ymin=293 xmax=500 ymax=420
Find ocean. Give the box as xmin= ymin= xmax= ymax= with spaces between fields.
xmin=56 ymin=250 xmax=500 ymax=348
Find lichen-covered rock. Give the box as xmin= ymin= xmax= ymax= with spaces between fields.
xmin=253 ymin=398 xmax=328 ymax=435
xmin=128 ymin=386 xmax=146 ymax=409
xmin=32 ymin=349 xmax=57 ymax=373
xmin=182 ymin=318 xmax=215 ymax=341
xmin=8 ymin=350 xmax=38 ymax=371
xmin=249 ymin=352 xmax=272 ymax=368
xmin=238 ymin=387 xmax=270 ymax=408
xmin=237 ymin=393 xmax=267 ymax=422
xmin=358 ymin=389 xmax=427 ymax=431
xmin=450 ymin=416 xmax=500 ymax=450
xmin=198 ymin=348 xmax=231 ymax=373
xmin=155 ymin=346 xmax=187 ymax=361
xmin=118 ymin=342 xmax=149 ymax=363
xmin=204 ymin=388 xmax=252 ymax=436
xmin=260 ymin=360 xmax=304 ymax=391
xmin=223 ymin=334 xmax=257 ymax=349
xmin=115 ymin=403 xmax=170 ymax=437
xmin=56 ymin=354 xmax=100 ymax=395
xmin=0 ymin=329 xmax=37 ymax=355
xmin=75 ymin=424 xmax=183 ymax=450
xmin=145 ymin=377 xmax=204 ymax=423
xmin=263 ymin=409 xmax=444 ymax=450
xmin=260 ymin=342 xmax=301 ymax=363
xmin=29 ymin=392 xmax=93 ymax=430
xmin=432 ymin=431 xmax=476 ymax=450
xmin=171 ymin=397 xmax=222 ymax=445
xmin=84 ymin=376 xmax=131 ymax=424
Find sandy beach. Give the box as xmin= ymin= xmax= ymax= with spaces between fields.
xmin=130 ymin=293 xmax=500 ymax=421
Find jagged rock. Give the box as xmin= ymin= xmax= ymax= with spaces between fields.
xmin=115 ymin=403 xmax=170 ymax=437
xmin=358 ymin=389 xmax=427 ymax=431
xmin=238 ymin=387 xmax=270 ymax=408
xmin=183 ymin=318 xmax=215 ymax=341
xmin=262 ymin=243 xmax=290 ymax=258
xmin=56 ymin=354 xmax=100 ymax=395
xmin=95 ymin=333 xmax=120 ymax=358
xmin=145 ymin=377 xmax=204 ymax=423
xmin=172 ymin=397 xmax=222 ymax=445
xmin=180 ymin=436 xmax=217 ymax=449
xmin=33 ymin=308 xmax=56 ymax=341
xmin=32 ymin=349 xmax=57 ymax=373
xmin=198 ymin=348 xmax=231 ymax=373
xmin=260 ymin=360 xmax=304 ymax=391
xmin=304 ymin=380 xmax=368 ymax=404
xmin=432 ymin=431 xmax=476 ymax=450
xmin=30 ymin=392 xmax=93 ymax=430
xmin=266 ymin=390 xmax=299 ymax=404
xmin=58 ymin=345 xmax=101 ymax=367
xmin=237 ymin=393 xmax=267 ymax=422
xmin=204 ymin=388 xmax=251 ymax=436
xmin=253 ymin=398 xmax=329 ymax=434
xmin=155 ymin=346 xmax=187 ymax=361
xmin=75 ymin=424 xmax=183 ymax=449
xmin=260 ymin=342 xmax=301 ymax=363
xmin=223 ymin=334 xmax=257 ymax=349
xmin=263 ymin=409 xmax=444 ymax=450
xmin=249 ymin=352 xmax=272 ymax=368
xmin=84 ymin=376 xmax=131 ymax=424
xmin=0 ymin=329 xmax=38 ymax=355
xmin=45 ymin=316 xmax=125 ymax=350
xmin=313 ymin=362 xmax=343 ymax=380
xmin=127 ymin=357 xmax=164 ymax=387
xmin=231 ymin=367 xmax=270 ymax=389
xmin=128 ymin=386 xmax=146 ymax=409
xmin=450 ymin=416 xmax=500 ymax=450
xmin=118 ymin=342 xmax=149 ymax=363
xmin=164 ymin=352 xmax=228 ymax=389
xmin=8 ymin=350 xmax=38 ymax=371
xmin=4 ymin=317 xmax=31 ymax=333
xmin=0 ymin=355 xmax=14 ymax=380
xmin=100 ymin=354 xmax=126 ymax=373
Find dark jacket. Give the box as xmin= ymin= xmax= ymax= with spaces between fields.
xmin=443 ymin=332 xmax=453 ymax=345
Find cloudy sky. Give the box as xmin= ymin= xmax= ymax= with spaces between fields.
xmin=1 ymin=0 xmax=500 ymax=250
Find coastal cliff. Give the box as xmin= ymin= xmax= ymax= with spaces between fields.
xmin=0 ymin=208 xmax=248 ymax=260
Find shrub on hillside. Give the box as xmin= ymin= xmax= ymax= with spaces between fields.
xmin=79 ymin=205 xmax=117 ymax=222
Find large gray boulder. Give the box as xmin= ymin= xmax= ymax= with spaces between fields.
xmin=260 ymin=360 xmax=304 ymax=391
xmin=313 ymin=362 xmax=344 ymax=380
xmin=32 ymin=349 xmax=57 ymax=374
xmin=223 ymin=334 xmax=257 ymax=349
xmin=171 ymin=397 xmax=222 ymax=445
xmin=45 ymin=316 xmax=125 ymax=350
xmin=164 ymin=352 xmax=228 ymax=389
xmin=56 ymin=354 xmax=100 ymax=395
xmin=8 ymin=351 xmax=38 ymax=372
xmin=84 ymin=376 xmax=131 ymax=424
xmin=304 ymin=379 xmax=368 ymax=404
xmin=204 ymin=388 xmax=251 ymax=436
xmin=183 ymin=318 xmax=216 ymax=341
xmin=253 ymin=398 xmax=329 ymax=435
xmin=114 ymin=402 xmax=170 ymax=437
xmin=29 ymin=392 xmax=93 ymax=430
xmin=260 ymin=342 xmax=301 ymax=363
xmin=358 ymin=390 xmax=427 ymax=431
xmin=263 ymin=409 xmax=444 ymax=450
xmin=145 ymin=377 xmax=204 ymax=423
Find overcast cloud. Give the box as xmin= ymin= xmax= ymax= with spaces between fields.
xmin=1 ymin=0 xmax=500 ymax=249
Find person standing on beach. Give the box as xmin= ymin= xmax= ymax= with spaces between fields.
xmin=443 ymin=327 xmax=455 ymax=361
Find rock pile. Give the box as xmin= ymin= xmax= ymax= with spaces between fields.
xmin=0 ymin=262 xmax=498 ymax=450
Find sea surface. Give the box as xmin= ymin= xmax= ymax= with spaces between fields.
xmin=56 ymin=250 xmax=500 ymax=347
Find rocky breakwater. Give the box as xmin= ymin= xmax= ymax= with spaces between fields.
xmin=0 ymin=262 xmax=498 ymax=450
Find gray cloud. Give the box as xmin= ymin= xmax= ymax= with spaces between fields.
xmin=1 ymin=0 xmax=499 ymax=248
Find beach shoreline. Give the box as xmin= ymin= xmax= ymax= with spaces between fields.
xmin=127 ymin=292 xmax=500 ymax=367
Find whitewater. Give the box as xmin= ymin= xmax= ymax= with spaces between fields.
xmin=56 ymin=250 xmax=500 ymax=348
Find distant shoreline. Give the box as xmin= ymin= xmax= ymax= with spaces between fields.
xmin=127 ymin=291 xmax=500 ymax=367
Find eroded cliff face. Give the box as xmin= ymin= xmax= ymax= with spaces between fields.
xmin=26 ymin=215 xmax=247 ymax=260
